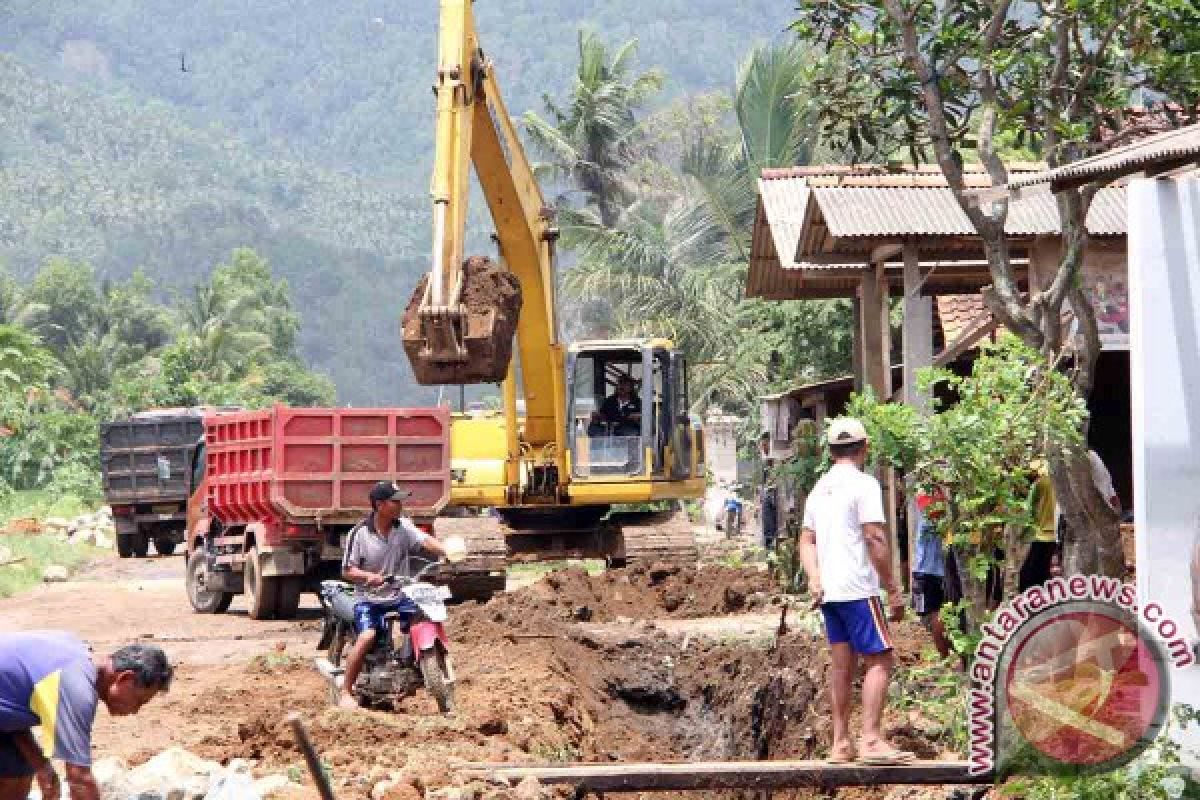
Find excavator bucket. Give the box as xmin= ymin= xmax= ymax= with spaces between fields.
xmin=402 ymin=255 xmax=523 ymax=385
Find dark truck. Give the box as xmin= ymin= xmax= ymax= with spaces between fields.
xmin=100 ymin=408 xmax=208 ymax=558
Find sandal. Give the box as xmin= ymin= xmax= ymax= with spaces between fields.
xmin=826 ymin=748 xmax=858 ymax=764
xmin=859 ymin=748 xmax=916 ymax=765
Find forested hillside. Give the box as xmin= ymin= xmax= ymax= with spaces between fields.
xmin=1 ymin=0 xmax=793 ymax=180
xmin=0 ymin=54 xmax=433 ymax=404
xmin=0 ymin=2 xmax=793 ymax=405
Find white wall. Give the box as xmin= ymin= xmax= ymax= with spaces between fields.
xmin=1129 ymin=178 xmax=1200 ymax=756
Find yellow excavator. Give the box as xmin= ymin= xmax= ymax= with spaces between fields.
xmin=402 ymin=0 xmax=707 ymax=598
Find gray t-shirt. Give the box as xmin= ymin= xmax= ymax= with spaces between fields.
xmin=341 ymin=514 xmax=431 ymax=601
xmin=0 ymin=631 xmax=98 ymax=766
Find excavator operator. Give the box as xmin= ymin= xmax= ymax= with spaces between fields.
xmin=590 ymin=375 xmax=641 ymax=437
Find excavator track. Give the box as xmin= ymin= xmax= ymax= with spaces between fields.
xmin=609 ymin=508 xmax=699 ymax=568
xmin=432 ymin=515 xmax=509 ymax=602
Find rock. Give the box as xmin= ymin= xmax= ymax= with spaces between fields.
xmin=722 ymin=582 xmax=748 ymax=611
xmin=513 ymin=776 xmax=544 ymax=800
xmin=0 ymin=545 xmax=12 ymax=563
xmin=125 ymin=747 xmax=221 ymax=800
xmin=661 ymin=590 xmax=684 ymax=612
xmin=477 ymin=714 xmax=509 ymax=735
xmin=94 ymin=533 xmax=113 ymax=550
xmin=570 ymin=605 xmax=592 ymax=622
xmin=75 ymin=528 xmax=99 ymax=545
xmin=43 ymin=565 xmax=69 ymax=582
xmin=253 ymin=774 xmax=292 ymax=798
xmin=647 ymin=562 xmax=679 ymax=584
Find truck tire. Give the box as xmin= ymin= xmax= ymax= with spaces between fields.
xmin=186 ymin=550 xmax=233 ymax=614
xmin=132 ymin=534 xmax=150 ymax=558
xmin=245 ymin=546 xmax=279 ymax=620
xmin=275 ymin=577 xmax=302 ymax=619
xmin=154 ymin=537 xmax=177 ymax=557
xmin=117 ymin=535 xmax=135 ymax=559
xmin=419 ymin=649 xmax=454 ymax=713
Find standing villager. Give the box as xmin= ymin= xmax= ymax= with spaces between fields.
xmin=799 ymin=418 xmax=913 ymax=765
xmin=759 ymin=432 xmax=779 ymax=549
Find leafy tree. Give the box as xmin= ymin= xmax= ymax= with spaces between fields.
xmin=840 ymin=336 xmax=1089 ymax=630
xmin=524 ymin=30 xmax=664 ymax=227
xmin=0 ymin=325 xmax=60 ymax=391
xmin=20 ymin=257 xmax=103 ymax=355
xmin=555 ymin=40 xmax=849 ymax=423
xmin=790 ymin=0 xmax=1200 ymax=576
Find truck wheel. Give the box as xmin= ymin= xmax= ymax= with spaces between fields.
xmin=186 ymin=550 xmax=232 ymax=614
xmin=245 ymin=546 xmax=279 ymax=620
xmin=275 ymin=577 xmax=302 ymax=619
xmin=419 ymin=649 xmax=454 ymax=713
xmin=117 ymin=535 xmax=135 ymax=559
xmin=154 ymin=537 xmax=177 ymax=557
xmin=132 ymin=534 xmax=150 ymax=558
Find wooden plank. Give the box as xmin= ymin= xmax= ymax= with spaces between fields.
xmin=464 ymin=760 xmax=989 ymax=791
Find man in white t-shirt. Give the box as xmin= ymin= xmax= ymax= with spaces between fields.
xmin=799 ymin=417 xmax=912 ymax=765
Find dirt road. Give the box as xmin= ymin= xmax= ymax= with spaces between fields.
xmin=0 ymin=551 xmax=944 ymax=799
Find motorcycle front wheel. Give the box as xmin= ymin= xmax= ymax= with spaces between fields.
xmin=419 ymin=649 xmax=454 ymax=713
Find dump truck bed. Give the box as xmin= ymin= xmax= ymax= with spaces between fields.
xmin=101 ymin=411 xmax=204 ymax=506
xmin=204 ymin=406 xmax=451 ymax=527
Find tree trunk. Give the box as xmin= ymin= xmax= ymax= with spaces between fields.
xmin=1051 ymin=448 xmax=1122 ymax=577
xmin=953 ymin=546 xmax=993 ymax=634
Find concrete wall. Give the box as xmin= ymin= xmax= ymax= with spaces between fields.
xmin=1129 ymin=178 xmax=1200 ymax=755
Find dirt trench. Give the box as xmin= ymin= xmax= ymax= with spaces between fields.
xmin=162 ymin=565 xmax=838 ymax=799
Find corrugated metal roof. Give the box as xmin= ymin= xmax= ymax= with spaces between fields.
xmin=802 ymin=186 xmax=1124 ymax=255
xmin=761 ymin=162 xmax=1046 ymax=184
xmin=1008 ymin=123 xmax=1200 ymax=191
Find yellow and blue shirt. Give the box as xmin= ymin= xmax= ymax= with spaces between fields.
xmin=0 ymin=631 xmax=98 ymax=766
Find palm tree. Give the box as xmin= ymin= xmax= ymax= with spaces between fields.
xmin=559 ymin=42 xmax=829 ymax=414
xmin=523 ymin=30 xmax=664 ymax=227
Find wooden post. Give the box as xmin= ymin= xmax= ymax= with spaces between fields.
xmin=851 ymin=296 xmax=864 ymax=391
xmin=861 ymin=263 xmax=900 ymax=586
xmin=858 ymin=267 xmax=889 ymax=399
xmin=902 ymin=244 xmax=933 ymax=578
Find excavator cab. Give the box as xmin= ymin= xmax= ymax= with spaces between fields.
xmin=566 ymin=340 xmax=697 ymax=482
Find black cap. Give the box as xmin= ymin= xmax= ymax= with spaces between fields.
xmin=369 ymin=480 xmax=412 ymax=505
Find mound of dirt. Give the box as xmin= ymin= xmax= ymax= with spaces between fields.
xmin=459 ymin=564 xmax=777 ymax=637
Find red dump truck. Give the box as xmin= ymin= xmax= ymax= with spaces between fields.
xmin=183 ymin=405 xmax=452 ymax=620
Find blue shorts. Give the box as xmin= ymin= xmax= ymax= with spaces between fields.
xmin=0 ymin=732 xmax=35 ymax=778
xmin=352 ymin=599 xmax=414 ymax=636
xmin=820 ymin=597 xmax=893 ymax=655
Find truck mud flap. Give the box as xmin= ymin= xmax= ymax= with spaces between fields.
xmin=259 ymin=549 xmax=306 ymax=577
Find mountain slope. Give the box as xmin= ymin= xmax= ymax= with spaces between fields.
xmin=1 ymin=0 xmax=794 ymax=179
xmin=0 ymin=54 xmax=427 ymax=405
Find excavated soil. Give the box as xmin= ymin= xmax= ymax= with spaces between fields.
xmin=460 ymin=563 xmax=778 ymax=629
xmin=171 ymin=567 xmax=949 ymax=799
xmin=402 ymin=255 xmax=522 ymax=385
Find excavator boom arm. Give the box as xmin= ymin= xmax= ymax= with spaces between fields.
xmin=403 ymin=0 xmax=565 ymax=454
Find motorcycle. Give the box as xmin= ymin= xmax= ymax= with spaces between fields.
xmin=315 ymin=558 xmax=457 ymax=713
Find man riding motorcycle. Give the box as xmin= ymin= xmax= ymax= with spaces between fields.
xmin=338 ymin=480 xmax=449 ymax=709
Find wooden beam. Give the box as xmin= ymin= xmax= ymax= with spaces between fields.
xmin=464 ymin=760 xmax=990 ymax=792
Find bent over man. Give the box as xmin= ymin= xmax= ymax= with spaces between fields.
xmin=799 ymin=418 xmax=912 ymax=765
xmin=0 ymin=633 xmax=171 ymax=800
